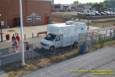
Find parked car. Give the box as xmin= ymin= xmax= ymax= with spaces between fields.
xmin=100 ymin=12 xmax=107 ymax=16
xmin=86 ymin=12 xmax=95 ymax=16
xmin=95 ymin=11 xmax=101 ymax=16
xmin=104 ymin=11 xmax=111 ymax=15
xmin=110 ymin=11 xmax=115 ymax=15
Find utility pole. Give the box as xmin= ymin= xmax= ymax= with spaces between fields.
xmin=0 ymin=13 xmax=4 ymax=42
xmin=0 ymin=21 xmax=3 ymax=42
xmin=19 ymin=0 xmax=26 ymax=66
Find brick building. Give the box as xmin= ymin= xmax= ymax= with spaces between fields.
xmin=0 ymin=0 xmax=52 ymax=27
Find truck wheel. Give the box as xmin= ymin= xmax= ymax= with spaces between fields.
xmin=73 ymin=42 xmax=78 ymax=48
xmin=49 ymin=46 xmax=55 ymax=51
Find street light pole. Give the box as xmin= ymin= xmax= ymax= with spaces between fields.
xmin=0 ymin=22 xmax=3 ymax=42
xmin=0 ymin=14 xmax=3 ymax=42
xmin=19 ymin=0 xmax=26 ymax=66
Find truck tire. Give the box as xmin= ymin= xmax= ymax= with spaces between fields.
xmin=73 ymin=42 xmax=78 ymax=48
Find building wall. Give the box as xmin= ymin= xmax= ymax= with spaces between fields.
xmin=25 ymin=0 xmax=52 ymax=26
xmin=0 ymin=0 xmax=52 ymax=27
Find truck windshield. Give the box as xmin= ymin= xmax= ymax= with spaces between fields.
xmin=45 ymin=34 xmax=56 ymax=41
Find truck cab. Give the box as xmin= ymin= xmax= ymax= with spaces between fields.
xmin=41 ymin=33 xmax=63 ymax=50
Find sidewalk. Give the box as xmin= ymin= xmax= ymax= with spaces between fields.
xmin=2 ymin=25 xmax=47 ymax=40
xmin=0 ymin=25 xmax=47 ymax=49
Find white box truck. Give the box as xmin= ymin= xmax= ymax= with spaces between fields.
xmin=41 ymin=21 xmax=87 ymax=50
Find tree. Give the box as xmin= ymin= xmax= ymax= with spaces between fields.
xmin=104 ymin=0 xmax=115 ymax=9
xmin=92 ymin=2 xmax=107 ymax=11
xmin=73 ymin=1 xmax=79 ymax=5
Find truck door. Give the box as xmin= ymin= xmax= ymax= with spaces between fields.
xmin=55 ymin=35 xmax=63 ymax=48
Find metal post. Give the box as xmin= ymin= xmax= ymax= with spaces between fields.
xmin=19 ymin=0 xmax=25 ymax=66
xmin=87 ymin=17 xmax=90 ymax=30
xmin=0 ymin=23 xmax=3 ymax=42
xmin=0 ymin=14 xmax=3 ymax=42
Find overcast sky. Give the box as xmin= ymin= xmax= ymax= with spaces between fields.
xmin=54 ymin=0 xmax=104 ymax=4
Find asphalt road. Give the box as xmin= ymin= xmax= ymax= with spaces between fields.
xmin=22 ymin=46 xmax=115 ymax=77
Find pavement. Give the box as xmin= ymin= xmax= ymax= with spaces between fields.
xmin=2 ymin=25 xmax=47 ymax=39
xmin=0 ymin=25 xmax=47 ymax=49
xmin=22 ymin=46 xmax=115 ymax=77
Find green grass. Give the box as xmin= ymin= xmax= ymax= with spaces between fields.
xmin=93 ymin=38 xmax=115 ymax=50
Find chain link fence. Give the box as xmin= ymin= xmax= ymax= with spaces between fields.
xmin=79 ymin=26 xmax=115 ymax=53
xmin=0 ymin=27 xmax=115 ymax=66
